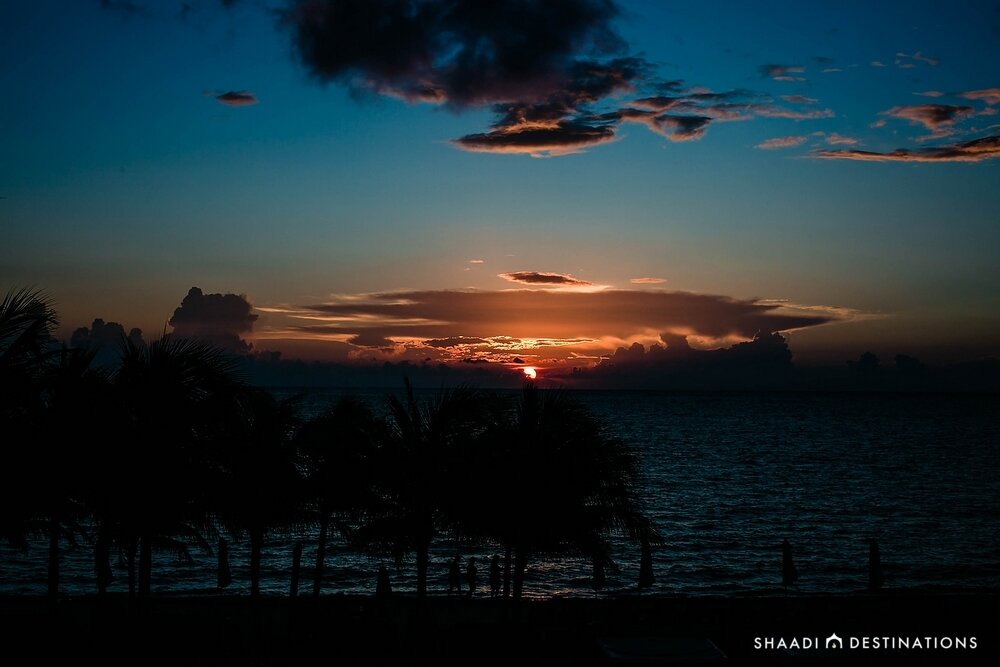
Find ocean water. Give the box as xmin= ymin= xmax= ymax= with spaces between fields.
xmin=2 ymin=391 xmax=998 ymax=598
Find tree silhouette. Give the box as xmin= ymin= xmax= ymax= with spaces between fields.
xmin=296 ymin=395 xmax=382 ymax=597
xmin=35 ymin=346 xmax=111 ymax=602
xmin=212 ymin=388 xmax=303 ymax=598
xmin=469 ymin=384 xmax=658 ymax=601
xmin=355 ymin=380 xmax=490 ymax=604
xmin=0 ymin=290 xmax=88 ymax=605
xmin=109 ymin=335 xmax=244 ymax=598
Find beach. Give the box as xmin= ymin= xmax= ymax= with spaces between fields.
xmin=2 ymin=592 xmax=997 ymax=665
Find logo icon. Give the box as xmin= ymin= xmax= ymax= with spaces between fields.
xmin=826 ymin=633 xmax=843 ymax=649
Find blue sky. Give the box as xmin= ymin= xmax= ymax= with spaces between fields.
xmin=2 ymin=0 xmax=998 ymax=366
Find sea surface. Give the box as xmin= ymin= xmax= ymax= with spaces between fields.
xmin=2 ymin=390 xmax=999 ymax=598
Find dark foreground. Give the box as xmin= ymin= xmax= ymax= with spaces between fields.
xmin=1 ymin=593 xmax=997 ymax=665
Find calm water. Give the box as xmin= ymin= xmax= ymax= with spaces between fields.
xmin=2 ymin=391 xmax=999 ymax=597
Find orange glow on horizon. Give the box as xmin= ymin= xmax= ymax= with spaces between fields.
xmin=522 ymin=366 xmax=537 ymax=380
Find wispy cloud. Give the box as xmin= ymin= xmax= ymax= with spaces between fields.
xmin=958 ymin=88 xmax=1000 ymax=106
xmin=825 ymin=133 xmax=859 ymax=146
xmin=895 ymin=51 xmax=940 ymax=68
xmin=760 ymin=64 xmax=806 ymax=82
xmin=756 ymin=135 xmax=807 ymax=150
xmin=782 ymin=94 xmax=818 ymax=105
xmin=468 ymin=259 xmax=485 ymax=264
xmin=813 ymin=134 xmax=1000 ymax=163
xmin=630 ymin=277 xmax=667 ymax=284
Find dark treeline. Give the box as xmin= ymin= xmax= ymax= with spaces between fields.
xmin=0 ymin=289 xmax=658 ymax=604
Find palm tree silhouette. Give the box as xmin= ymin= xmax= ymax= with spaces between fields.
xmin=296 ymin=395 xmax=382 ymax=597
xmin=356 ymin=380 xmax=490 ymax=604
xmin=109 ymin=335 xmax=245 ymax=598
xmin=212 ymin=388 xmax=303 ymax=598
xmin=0 ymin=290 xmax=95 ymax=604
xmin=472 ymin=384 xmax=658 ymax=601
xmin=36 ymin=346 xmax=111 ymax=602
xmin=1 ymin=288 xmax=54 ymax=546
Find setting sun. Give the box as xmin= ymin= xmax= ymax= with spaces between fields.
xmin=522 ymin=366 xmax=537 ymax=380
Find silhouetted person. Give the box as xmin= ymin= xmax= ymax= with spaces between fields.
xmin=448 ymin=555 xmax=461 ymax=596
xmin=782 ymin=539 xmax=798 ymax=589
xmin=376 ymin=565 xmax=392 ymax=599
xmin=868 ymin=539 xmax=884 ymax=592
xmin=489 ymin=555 xmax=501 ymax=598
xmin=217 ymin=538 xmax=232 ymax=590
xmin=638 ymin=538 xmax=654 ymax=589
xmin=466 ymin=557 xmax=478 ymax=598
xmin=592 ymin=557 xmax=606 ymax=595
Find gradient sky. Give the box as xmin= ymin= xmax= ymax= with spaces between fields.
xmin=2 ymin=0 xmax=999 ymax=369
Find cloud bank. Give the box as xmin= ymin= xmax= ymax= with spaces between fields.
xmin=256 ymin=288 xmax=840 ymax=365
xmin=169 ymin=286 xmax=259 ymax=353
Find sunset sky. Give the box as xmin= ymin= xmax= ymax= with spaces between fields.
xmin=3 ymin=1 xmax=999 ymax=371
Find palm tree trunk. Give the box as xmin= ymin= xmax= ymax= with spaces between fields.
xmin=415 ymin=540 xmax=429 ymax=603
xmin=513 ymin=550 xmax=528 ymax=601
xmin=290 ymin=542 xmax=303 ymax=598
xmin=47 ymin=516 xmax=59 ymax=607
xmin=313 ymin=512 xmax=329 ymax=597
xmin=138 ymin=535 xmax=152 ymax=598
xmin=95 ymin=528 xmax=112 ymax=596
xmin=503 ymin=545 xmax=512 ymax=599
xmin=127 ymin=541 xmax=137 ymax=599
xmin=250 ymin=530 xmax=262 ymax=598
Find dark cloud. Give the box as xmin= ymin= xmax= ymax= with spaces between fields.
xmin=282 ymin=2 xmax=832 ymax=155
xmin=454 ymin=117 xmax=617 ymax=156
xmin=498 ymin=271 xmax=592 ymax=286
xmin=812 ymin=134 xmax=1000 ymax=163
xmin=561 ymin=332 xmax=799 ymax=389
xmin=286 ymin=0 xmax=660 ymax=155
xmin=70 ymin=318 xmax=144 ymax=366
xmin=347 ymin=331 xmax=395 ymax=348
xmin=215 ymin=90 xmax=258 ymax=106
xmin=884 ymin=104 xmax=973 ymax=132
xmin=286 ymin=0 xmax=629 ymax=107
xmin=423 ymin=336 xmax=488 ymax=348
xmin=71 ymin=317 xmax=143 ymax=347
xmin=168 ymin=286 xmax=258 ymax=353
xmin=450 ymin=56 xmax=646 ymax=155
